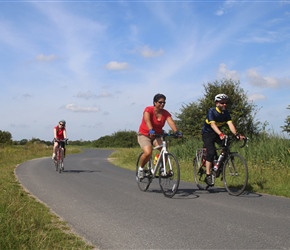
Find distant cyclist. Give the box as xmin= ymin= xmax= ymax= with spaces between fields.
xmin=52 ymin=120 xmax=67 ymax=160
xmin=202 ymin=94 xmax=245 ymax=186
xmin=137 ymin=93 xmax=182 ymax=178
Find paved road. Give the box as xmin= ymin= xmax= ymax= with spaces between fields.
xmin=16 ymin=149 xmax=290 ymax=249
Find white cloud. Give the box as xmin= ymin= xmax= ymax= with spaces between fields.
xmin=246 ymin=68 xmax=279 ymax=88
xmin=215 ymin=0 xmax=236 ymax=16
xmin=217 ymin=63 xmax=240 ymax=81
xmin=105 ymin=61 xmax=129 ymax=71
xmin=35 ymin=54 xmax=57 ymax=62
xmin=75 ymin=91 xmax=112 ymax=99
xmin=139 ymin=45 xmax=164 ymax=58
xmin=248 ymin=93 xmax=266 ymax=101
xmin=64 ymin=104 xmax=100 ymax=112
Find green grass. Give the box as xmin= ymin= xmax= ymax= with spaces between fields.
xmin=0 ymin=143 xmax=95 ymax=250
xmin=1 ymin=134 xmax=289 ymax=249
xmin=109 ymin=134 xmax=290 ymax=198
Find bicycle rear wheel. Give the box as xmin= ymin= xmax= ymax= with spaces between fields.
xmin=223 ymin=153 xmax=248 ymax=196
xmin=193 ymin=150 xmax=208 ymax=190
xmin=159 ymin=153 xmax=180 ymax=198
xmin=136 ymin=152 xmax=152 ymax=192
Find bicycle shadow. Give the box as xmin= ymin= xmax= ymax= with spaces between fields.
xmin=145 ymin=188 xmax=200 ymax=199
xmin=61 ymin=170 xmax=102 ymax=174
xmin=194 ymin=187 xmax=262 ymax=198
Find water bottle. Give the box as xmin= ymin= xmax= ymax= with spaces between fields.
xmin=153 ymin=154 xmax=160 ymax=165
xmin=213 ymin=160 xmax=218 ymax=171
xmin=214 ymin=153 xmax=224 ymax=171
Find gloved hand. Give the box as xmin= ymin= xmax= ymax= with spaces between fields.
xmin=175 ymin=131 xmax=183 ymax=137
xmin=149 ymin=129 xmax=155 ymax=135
xmin=219 ymin=133 xmax=226 ymax=140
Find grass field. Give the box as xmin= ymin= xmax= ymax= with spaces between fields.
xmin=1 ymin=133 xmax=289 ymax=249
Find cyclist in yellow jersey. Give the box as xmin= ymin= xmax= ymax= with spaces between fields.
xmin=202 ymin=94 xmax=245 ymax=186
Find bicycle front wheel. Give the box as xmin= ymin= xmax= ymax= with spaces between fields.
xmin=136 ymin=153 xmax=152 ymax=192
xmin=193 ymin=151 xmax=208 ymax=190
xmin=159 ymin=153 xmax=180 ymax=198
xmin=223 ymin=153 xmax=248 ymax=196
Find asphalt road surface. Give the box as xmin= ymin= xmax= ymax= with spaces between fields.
xmin=16 ymin=149 xmax=290 ymax=249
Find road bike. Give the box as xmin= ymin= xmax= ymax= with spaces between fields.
xmin=193 ymin=136 xmax=248 ymax=196
xmin=136 ymin=133 xmax=181 ymax=198
xmin=54 ymin=139 xmax=68 ymax=173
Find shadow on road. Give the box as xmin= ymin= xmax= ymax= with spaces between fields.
xmin=61 ymin=170 xmax=102 ymax=174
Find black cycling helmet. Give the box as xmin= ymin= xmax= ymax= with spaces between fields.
xmin=59 ymin=120 xmax=66 ymax=126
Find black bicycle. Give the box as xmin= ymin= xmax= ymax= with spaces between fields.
xmin=193 ymin=136 xmax=248 ymax=196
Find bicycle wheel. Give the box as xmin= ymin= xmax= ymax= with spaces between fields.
xmin=193 ymin=151 xmax=208 ymax=190
xmin=59 ymin=161 xmax=63 ymax=173
xmin=55 ymin=161 xmax=58 ymax=171
xmin=223 ymin=153 xmax=248 ymax=196
xmin=159 ymin=153 xmax=180 ymax=198
xmin=136 ymin=152 xmax=152 ymax=192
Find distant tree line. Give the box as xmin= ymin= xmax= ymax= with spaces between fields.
xmin=1 ymin=80 xmax=289 ymax=147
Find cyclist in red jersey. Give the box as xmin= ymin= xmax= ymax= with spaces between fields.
xmin=52 ymin=120 xmax=67 ymax=160
xmin=137 ymin=93 xmax=182 ymax=178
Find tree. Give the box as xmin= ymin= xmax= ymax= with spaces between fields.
xmin=0 ymin=130 xmax=12 ymax=144
xmin=175 ymin=79 xmax=262 ymax=138
xmin=281 ymin=105 xmax=290 ymax=134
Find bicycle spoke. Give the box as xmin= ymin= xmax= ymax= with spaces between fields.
xmin=159 ymin=153 xmax=180 ymax=198
xmin=136 ymin=153 xmax=152 ymax=192
xmin=223 ymin=153 xmax=248 ymax=196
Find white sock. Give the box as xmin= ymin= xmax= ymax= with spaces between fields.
xmin=139 ymin=166 xmax=143 ymax=171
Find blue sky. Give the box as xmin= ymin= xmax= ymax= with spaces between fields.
xmin=1 ymin=0 xmax=290 ymax=141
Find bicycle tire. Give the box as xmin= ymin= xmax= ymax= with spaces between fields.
xmin=55 ymin=161 xmax=58 ymax=171
xmin=159 ymin=153 xmax=180 ymax=198
xmin=223 ymin=152 xmax=248 ymax=196
xmin=136 ymin=152 xmax=152 ymax=192
xmin=59 ymin=161 xmax=63 ymax=173
xmin=193 ymin=152 xmax=208 ymax=190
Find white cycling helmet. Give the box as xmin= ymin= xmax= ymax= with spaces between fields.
xmin=215 ymin=94 xmax=229 ymax=102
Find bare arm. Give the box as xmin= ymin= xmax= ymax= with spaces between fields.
xmin=210 ymin=121 xmax=223 ymax=135
xmin=63 ymin=130 xmax=67 ymax=139
xmin=166 ymin=116 xmax=178 ymax=133
xmin=143 ymin=111 xmax=153 ymax=131
xmin=53 ymin=128 xmax=57 ymax=138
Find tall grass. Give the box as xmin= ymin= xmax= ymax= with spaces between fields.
xmin=110 ymin=133 xmax=290 ymax=198
xmin=0 ymin=143 xmax=95 ymax=250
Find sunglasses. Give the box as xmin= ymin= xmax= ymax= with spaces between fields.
xmin=59 ymin=123 xmax=64 ymax=126
xmin=220 ymin=102 xmax=227 ymax=105
xmin=158 ymin=101 xmax=166 ymax=105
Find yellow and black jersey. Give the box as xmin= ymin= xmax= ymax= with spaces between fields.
xmin=202 ymin=107 xmax=232 ymax=134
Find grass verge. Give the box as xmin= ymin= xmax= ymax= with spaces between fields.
xmin=0 ymin=144 xmax=95 ymax=250
xmin=109 ymin=147 xmax=290 ymax=199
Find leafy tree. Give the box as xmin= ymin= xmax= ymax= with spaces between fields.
xmin=92 ymin=130 xmax=139 ymax=148
xmin=0 ymin=130 xmax=12 ymax=144
xmin=281 ymin=105 xmax=290 ymax=134
xmin=175 ymin=79 xmax=261 ymax=138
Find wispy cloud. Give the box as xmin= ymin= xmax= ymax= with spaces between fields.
xmin=215 ymin=0 xmax=236 ymax=16
xmin=35 ymin=54 xmax=57 ymax=62
xmin=137 ymin=45 xmax=164 ymax=58
xmin=75 ymin=91 xmax=112 ymax=99
xmin=217 ymin=63 xmax=240 ymax=81
xmin=105 ymin=61 xmax=129 ymax=71
xmin=64 ymin=104 xmax=100 ymax=112
xmin=248 ymin=93 xmax=266 ymax=102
